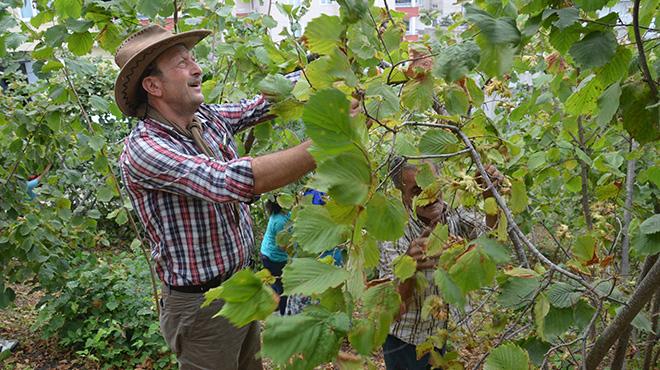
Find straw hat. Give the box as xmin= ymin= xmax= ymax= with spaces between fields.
xmin=114 ymin=25 xmax=211 ymax=117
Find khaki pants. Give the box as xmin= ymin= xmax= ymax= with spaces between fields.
xmin=160 ymin=286 xmax=262 ymax=370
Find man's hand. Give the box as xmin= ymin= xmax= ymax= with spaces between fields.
xmin=475 ymin=164 xmax=504 ymax=198
xmin=406 ymin=231 xmax=438 ymax=271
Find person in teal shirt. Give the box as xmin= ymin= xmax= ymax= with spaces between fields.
xmin=260 ymin=199 xmax=291 ymax=315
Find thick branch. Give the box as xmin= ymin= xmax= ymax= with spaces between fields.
xmin=633 ymin=0 xmax=658 ymax=98
xmin=642 ymin=289 xmax=660 ymax=370
xmin=620 ymin=139 xmax=638 ymax=276
xmin=586 ymin=257 xmax=660 ymax=370
xmin=577 ymin=118 xmax=593 ymax=230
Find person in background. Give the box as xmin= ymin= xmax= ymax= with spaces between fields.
xmin=376 ymin=157 xmax=502 ymax=370
xmin=260 ymin=198 xmax=291 ymax=315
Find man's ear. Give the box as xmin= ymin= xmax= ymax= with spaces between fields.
xmin=142 ymin=76 xmax=162 ymax=97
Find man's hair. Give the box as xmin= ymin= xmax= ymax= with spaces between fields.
xmin=136 ymin=61 xmax=162 ymax=107
xmin=389 ymin=156 xmax=417 ymax=190
xmin=265 ymin=199 xmax=283 ymax=216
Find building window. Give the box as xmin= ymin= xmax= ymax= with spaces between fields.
xmin=320 ymin=0 xmax=334 ymax=4
xmin=395 ymin=0 xmax=413 ymax=7
xmin=20 ymin=0 xmax=36 ymax=19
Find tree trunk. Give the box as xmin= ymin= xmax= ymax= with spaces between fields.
xmin=577 ymin=118 xmax=593 ymax=230
xmin=586 ymin=256 xmax=660 ymax=370
xmin=620 ymin=139 xmax=638 ymax=276
xmin=642 ymin=289 xmax=660 ymax=370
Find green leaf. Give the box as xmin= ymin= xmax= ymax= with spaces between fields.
xmin=426 ymin=223 xmax=449 ymax=257
xmin=0 ymin=287 xmax=16 ymax=309
xmin=432 ymin=41 xmax=480 ymax=82
xmin=574 ymin=0 xmax=610 ymax=11
xmin=640 ymin=214 xmax=660 ymax=235
xmin=534 ymin=293 xmax=550 ymax=339
xmin=572 ymin=234 xmax=596 ymax=262
xmin=203 ymin=269 xmax=277 ymax=327
xmin=418 ymin=130 xmax=459 ymax=155
xmin=510 ymin=179 xmax=528 ymax=214
xmin=336 ymin=0 xmax=369 ymax=24
xmin=304 ymin=15 xmax=344 ymax=55
xmin=547 ymin=282 xmax=582 ymax=308
xmin=89 ymin=96 xmax=109 ymax=111
xmin=313 ymin=151 xmax=371 ymax=205
xmin=401 ymin=75 xmax=434 ymax=112
xmin=553 ymin=8 xmax=579 ymax=29
xmin=569 ymin=31 xmax=617 ymax=69
xmin=484 ymin=342 xmax=530 ymax=370
xmin=549 ymin=25 xmax=581 ymax=54
xmin=303 ymin=88 xmax=357 ymax=152
xmin=365 ymin=193 xmax=407 ymax=241
xmin=597 ymin=46 xmax=632 ymax=85
xmin=444 ymin=86 xmax=470 ymax=115
xmin=477 ymin=35 xmax=516 ymax=77
xmin=498 ymin=275 xmax=541 ymax=309
xmin=54 ymin=0 xmax=82 ymax=19
xmin=464 ymin=4 xmax=520 ymax=45
xmin=620 ymin=82 xmax=660 ymax=145
xmin=262 ymin=306 xmax=350 ymax=369
xmin=282 ymin=258 xmax=350 ymax=296
xmin=96 ymin=185 xmax=115 ymax=202
xmin=565 ymin=76 xmax=604 ymax=115
xmin=393 ymin=255 xmax=416 ymax=281
xmin=349 ymin=283 xmax=401 ymax=355
xmin=527 ymin=151 xmax=546 ymax=171
xmin=632 ymin=231 xmax=660 ymax=256
xmin=258 ymin=74 xmax=294 ymax=102
xmin=474 ymin=237 xmax=511 ymax=264
xmin=485 ymin=197 xmax=498 ymax=216
xmin=543 ymin=306 xmax=574 ymax=342
xmin=434 ymin=268 xmax=466 ymax=307
xmin=293 ymin=206 xmax=349 ymax=254
xmin=596 ymin=82 xmax=621 ymax=125
xmin=365 ymin=82 xmax=399 ymax=120
xmin=67 ymin=32 xmax=94 ymax=56
xmin=449 ymin=247 xmax=496 ymax=293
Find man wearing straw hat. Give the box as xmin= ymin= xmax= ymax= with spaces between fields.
xmin=114 ymin=25 xmax=315 ymax=369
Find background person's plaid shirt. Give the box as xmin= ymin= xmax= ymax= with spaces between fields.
xmin=378 ymin=205 xmax=487 ymax=346
xmin=119 ymin=72 xmax=299 ymax=287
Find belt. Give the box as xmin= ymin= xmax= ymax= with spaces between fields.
xmin=168 ymin=274 xmax=225 ymax=294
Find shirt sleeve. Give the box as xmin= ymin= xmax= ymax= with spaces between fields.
xmin=377 ymin=241 xmax=400 ymax=280
xmin=121 ymin=131 xmax=254 ymax=203
xmin=205 ymin=70 xmax=302 ymax=134
xmin=450 ymin=207 xmax=488 ymax=240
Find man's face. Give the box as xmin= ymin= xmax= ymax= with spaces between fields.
xmin=151 ymin=44 xmax=204 ymax=111
xmin=401 ymin=167 xmax=444 ymax=224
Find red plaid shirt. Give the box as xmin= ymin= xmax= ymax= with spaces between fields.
xmin=120 ymin=96 xmax=275 ymax=286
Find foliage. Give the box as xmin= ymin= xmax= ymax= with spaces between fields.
xmin=33 ymin=251 xmax=174 ymax=368
xmin=0 ymin=0 xmax=658 ymax=368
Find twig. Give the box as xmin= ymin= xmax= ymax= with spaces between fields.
xmin=581 ymin=286 xmax=609 ymax=370
xmin=386 ymin=52 xmax=440 ymax=85
xmin=218 ymin=60 xmax=233 ymax=102
xmin=633 ymin=0 xmax=658 ymax=99
xmin=173 ymin=0 xmax=179 ymax=33
xmin=367 ymin=9 xmax=394 ymax=66
xmin=403 ymin=149 xmax=470 ymax=160
xmin=382 ymin=0 xmax=395 ymax=27
xmin=62 ymin=63 xmax=161 ymax=316
xmin=2 ymin=136 xmax=32 ymax=191
xmin=579 ymin=18 xmax=660 ymax=33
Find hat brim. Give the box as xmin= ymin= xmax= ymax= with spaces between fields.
xmin=114 ymin=29 xmax=211 ymax=118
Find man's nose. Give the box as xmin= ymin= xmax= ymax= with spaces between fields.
xmin=191 ymin=61 xmax=202 ymax=76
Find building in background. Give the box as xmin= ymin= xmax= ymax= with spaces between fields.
xmin=235 ymin=0 xmax=424 ymax=41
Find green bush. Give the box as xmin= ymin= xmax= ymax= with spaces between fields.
xmin=33 ymin=251 xmax=175 ymax=369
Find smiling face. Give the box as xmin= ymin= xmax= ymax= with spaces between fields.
xmin=142 ymin=44 xmax=204 ymax=115
xmin=400 ymin=166 xmax=444 ymax=225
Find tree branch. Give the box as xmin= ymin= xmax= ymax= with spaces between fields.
xmin=642 ymin=289 xmax=660 ymax=370
xmin=620 ymin=139 xmax=638 ymax=276
xmin=577 ymin=117 xmax=593 ymax=230
xmin=633 ymin=0 xmax=658 ymax=99
xmin=585 ymin=256 xmax=660 ymax=370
